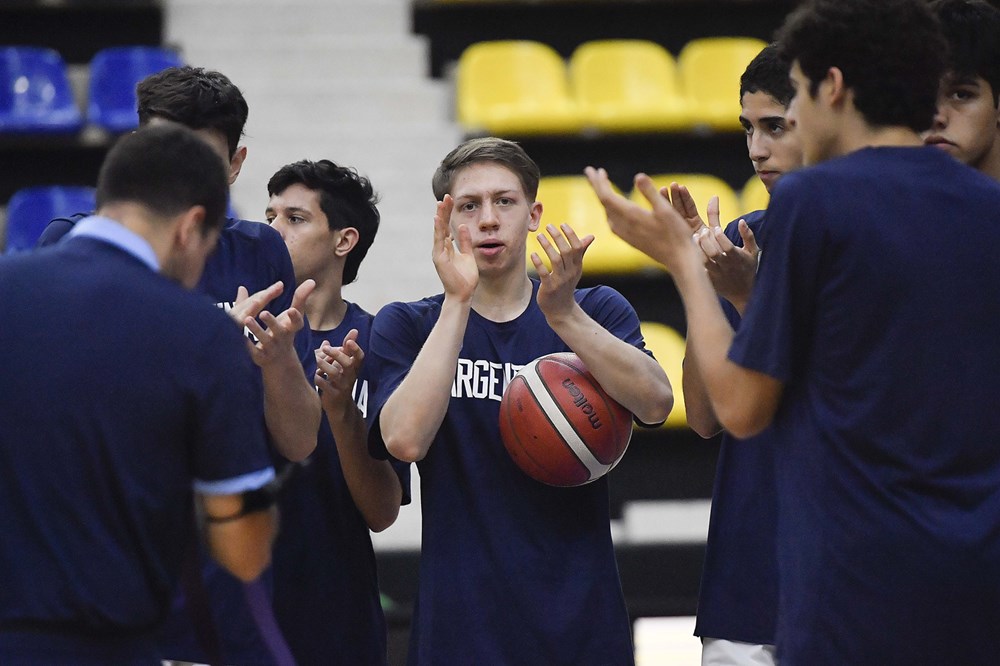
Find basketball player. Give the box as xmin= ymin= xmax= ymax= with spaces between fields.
xmin=679 ymin=43 xmax=802 ymax=666
xmin=365 ymin=137 xmax=672 ymax=664
xmin=923 ymin=0 xmax=1000 ymax=182
xmin=587 ymin=0 xmax=1000 ymax=661
xmin=264 ymin=159 xmax=410 ymax=666
xmin=0 ymin=123 xmax=276 ymax=665
xmin=35 ymin=66 xmax=319 ymax=665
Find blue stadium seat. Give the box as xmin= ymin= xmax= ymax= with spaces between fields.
xmin=0 ymin=46 xmax=83 ymax=134
xmin=87 ymin=46 xmax=183 ymax=133
xmin=4 ymin=185 xmax=96 ymax=252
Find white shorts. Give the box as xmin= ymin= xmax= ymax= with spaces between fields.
xmin=701 ymin=637 xmax=777 ymax=666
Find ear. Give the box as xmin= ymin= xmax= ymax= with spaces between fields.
xmin=174 ymin=205 xmax=208 ymax=249
xmin=228 ymin=146 xmax=248 ymax=185
xmin=824 ymin=67 xmax=848 ymax=107
xmin=528 ymin=200 xmax=542 ymax=233
xmin=333 ymin=227 xmax=360 ymax=258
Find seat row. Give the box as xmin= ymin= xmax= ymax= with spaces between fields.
xmin=526 ymin=173 xmax=768 ymax=276
xmin=0 ymin=45 xmax=182 ymax=135
xmin=457 ymin=37 xmax=768 ymax=136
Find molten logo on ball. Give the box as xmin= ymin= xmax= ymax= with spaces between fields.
xmin=499 ymin=352 xmax=633 ymax=487
xmin=561 ymin=379 xmax=603 ymax=430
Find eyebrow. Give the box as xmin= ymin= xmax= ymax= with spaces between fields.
xmin=738 ymin=115 xmax=787 ymax=126
xmin=454 ymin=189 xmax=519 ymax=201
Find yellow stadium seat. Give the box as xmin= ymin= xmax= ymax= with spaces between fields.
xmin=740 ymin=174 xmax=770 ymax=213
xmin=629 ymin=173 xmax=741 ymax=229
xmin=456 ymin=40 xmax=584 ymax=135
xmin=569 ymin=40 xmax=693 ymax=133
xmin=528 ymin=176 xmax=665 ymax=276
xmin=638 ymin=322 xmax=688 ymax=428
xmin=677 ymin=37 xmax=768 ymax=132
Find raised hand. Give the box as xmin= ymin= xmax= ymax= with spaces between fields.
xmin=532 ymin=222 xmax=594 ymax=319
xmin=695 ymin=201 xmax=759 ymax=312
xmin=432 ymin=194 xmax=478 ymax=302
xmin=668 ymin=182 xmax=709 ymax=233
xmin=314 ymin=329 xmax=363 ymax=413
xmin=230 ymin=281 xmax=285 ymax=325
xmin=242 ymin=279 xmax=316 ymax=368
xmin=585 ymin=166 xmax=701 ymax=273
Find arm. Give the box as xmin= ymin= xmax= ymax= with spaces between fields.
xmin=234 ymin=280 xmax=322 ymax=462
xmin=199 ymin=492 xmax=277 ymax=582
xmin=378 ymin=196 xmax=479 ymax=462
xmin=531 ymin=222 xmax=674 ymax=426
xmin=315 ymin=331 xmax=402 ymax=532
xmin=586 ymin=167 xmax=783 ymax=438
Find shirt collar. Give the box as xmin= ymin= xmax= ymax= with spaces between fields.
xmin=67 ymin=215 xmax=160 ymax=272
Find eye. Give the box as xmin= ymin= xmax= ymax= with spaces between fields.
xmin=767 ymin=121 xmax=786 ymax=136
xmin=460 ymin=201 xmax=477 ymax=212
xmin=497 ymin=197 xmax=514 ymax=206
xmin=288 ymin=215 xmax=305 ymax=224
xmin=741 ymin=124 xmax=753 ymax=136
xmin=948 ymin=87 xmax=976 ymax=102
xmin=265 ymin=215 xmax=276 ymax=224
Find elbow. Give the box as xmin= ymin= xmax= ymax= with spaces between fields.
xmin=689 ymin=418 xmax=723 ymax=439
xmin=367 ymin=504 xmax=401 ymax=533
xmin=716 ymin=406 xmax=770 ymax=440
xmin=634 ymin=384 xmax=674 ymax=426
xmin=226 ymin=551 xmax=272 ymax=583
xmin=383 ymin=434 xmax=425 ymax=463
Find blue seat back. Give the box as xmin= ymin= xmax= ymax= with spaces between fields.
xmin=87 ymin=46 xmax=183 ymax=132
xmin=0 ymin=46 xmax=83 ymax=134
xmin=4 ymin=186 xmax=96 ymax=252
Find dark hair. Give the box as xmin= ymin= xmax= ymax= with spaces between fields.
xmin=740 ymin=43 xmax=794 ymax=107
xmin=432 ymin=137 xmax=540 ymax=201
xmin=97 ymin=123 xmax=229 ymax=232
xmin=136 ymin=66 xmax=248 ymax=158
xmin=929 ymin=0 xmax=1000 ymax=106
xmin=267 ymin=160 xmax=380 ymax=285
xmin=776 ymin=0 xmax=947 ymax=132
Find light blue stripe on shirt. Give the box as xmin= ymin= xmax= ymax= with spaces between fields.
xmin=194 ymin=467 xmax=276 ymax=495
xmin=68 ymin=216 xmax=160 ymax=271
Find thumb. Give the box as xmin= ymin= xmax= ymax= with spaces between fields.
xmin=739 ymin=220 xmax=760 ymax=255
xmin=706 ymin=196 xmax=721 ymax=230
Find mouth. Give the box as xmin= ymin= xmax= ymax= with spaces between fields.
xmin=924 ymin=136 xmax=956 ymax=148
xmin=756 ymin=170 xmax=780 ymax=184
xmin=476 ymin=240 xmax=505 ymax=257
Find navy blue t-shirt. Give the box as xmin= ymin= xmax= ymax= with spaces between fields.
xmin=367 ymin=280 xmax=650 ymax=666
xmin=40 ymin=213 xmax=311 ymax=664
xmin=730 ymin=147 xmax=1000 ymax=664
xmin=272 ymin=302 xmax=411 ymax=666
xmin=694 ymin=209 xmax=779 ymax=646
xmin=0 ymin=230 xmax=272 ymax=664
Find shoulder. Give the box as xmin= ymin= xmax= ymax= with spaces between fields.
xmin=725 ymin=209 xmax=766 ymax=244
xmin=220 ymin=218 xmax=287 ymax=256
xmin=574 ymin=284 xmax=631 ymax=309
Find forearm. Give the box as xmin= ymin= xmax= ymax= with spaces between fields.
xmin=201 ymin=495 xmax=277 ymax=582
xmin=263 ymin=352 xmax=321 ymax=461
xmin=682 ymin=351 xmax=723 ymax=438
xmin=327 ymin=401 xmax=402 ymax=532
xmin=546 ymin=304 xmax=673 ymax=425
xmin=673 ymin=258 xmax=778 ymax=438
xmin=379 ymin=297 xmax=470 ymax=461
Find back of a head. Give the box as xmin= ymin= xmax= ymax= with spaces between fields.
xmin=136 ymin=66 xmax=248 ymax=158
xmin=268 ymin=159 xmax=381 ymax=285
xmin=97 ymin=123 xmax=229 ymax=231
xmin=740 ymin=43 xmax=795 ymax=108
xmin=776 ymin=0 xmax=947 ymax=132
xmin=929 ymin=0 xmax=1000 ymax=105
xmin=432 ymin=137 xmax=541 ymax=202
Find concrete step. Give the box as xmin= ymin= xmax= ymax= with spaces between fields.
xmin=174 ymin=37 xmax=430 ymax=82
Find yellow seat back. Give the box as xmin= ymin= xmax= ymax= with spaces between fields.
xmin=677 ymin=37 xmax=768 ymax=131
xmin=569 ymin=40 xmax=692 ymax=132
xmin=740 ymin=174 xmax=770 ymax=213
xmin=456 ymin=40 xmax=583 ymax=135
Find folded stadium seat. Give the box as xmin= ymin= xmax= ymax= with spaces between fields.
xmin=87 ymin=46 xmax=183 ymax=133
xmin=529 ymin=175 xmax=665 ymax=276
xmin=3 ymin=185 xmax=96 ymax=252
xmin=740 ymin=174 xmax=770 ymax=214
xmin=0 ymin=46 xmax=83 ymax=134
xmin=456 ymin=40 xmax=584 ymax=135
xmin=638 ymin=321 xmax=688 ymax=429
xmin=677 ymin=37 xmax=768 ymax=132
xmin=569 ymin=39 xmax=693 ymax=133
xmin=629 ymin=173 xmax=741 ymax=229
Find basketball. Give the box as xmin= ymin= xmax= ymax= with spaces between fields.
xmin=499 ymin=352 xmax=633 ymax=487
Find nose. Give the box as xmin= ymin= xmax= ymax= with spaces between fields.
xmin=478 ymin=201 xmax=500 ymax=230
xmin=269 ymin=218 xmax=288 ymax=240
xmin=930 ymin=104 xmax=948 ymax=131
xmin=749 ymin=133 xmax=769 ymax=162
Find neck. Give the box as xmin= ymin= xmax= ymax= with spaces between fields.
xmin=304 ymin=277 xmax=349 ymax=332
xmin=97 ymin=202 xmax=172 ymax=265
xmin=837 ymin=115 xmax=923 ymax=156
xmin=472 ymin=270 xmax=533 ymax=323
